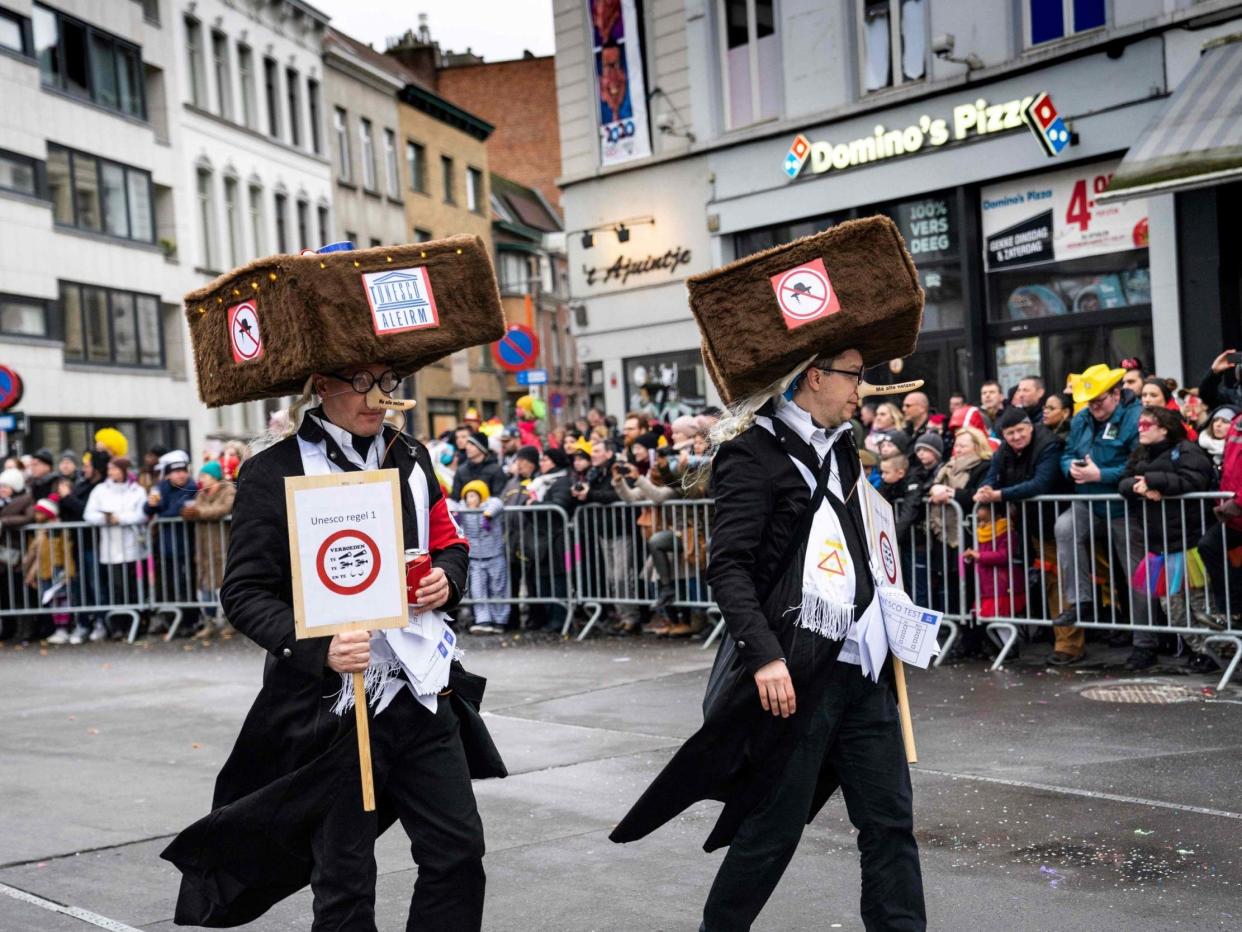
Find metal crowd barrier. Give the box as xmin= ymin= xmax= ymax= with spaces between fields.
xmin=451 ymin=503 xmax=576 ymax=634
xmin=571 ymin=500 xmax=719 ymax=641
xmin=964 ymin=492 xmax=1240 ymax=689
xmin=6 ymin=493 xmax=1241 ymax=691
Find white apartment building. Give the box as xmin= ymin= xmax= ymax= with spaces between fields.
xmin=177 ymin=0 xmax=333 ymax=444
xmin=0 ymin=0 xmax=206 ymax=458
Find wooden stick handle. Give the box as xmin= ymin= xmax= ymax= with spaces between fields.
xmin=353 ymin=672 xmax=376 ymax=812
xmin=892 ymin=658 xmax=917 ymax=764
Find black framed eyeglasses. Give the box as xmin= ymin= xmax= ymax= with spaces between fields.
xmin=813 ymin=366 xmax=865 ymax=384
xmin=328 ymin=369 xmax=401 ymax=394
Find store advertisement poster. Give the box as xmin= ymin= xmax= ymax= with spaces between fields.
xmin=981 ymin=161 xmax=1149 ymax=272
xmin=589 ymin=0 xmax=651 ymax=167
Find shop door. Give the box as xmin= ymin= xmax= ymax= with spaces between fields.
xmin=995 ymin=323 xmax=1154 ymax=398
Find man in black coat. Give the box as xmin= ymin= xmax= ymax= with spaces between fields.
xmin=611 ymin=349 xmax=926 ymax=931
xmin=450 ymin=432 xmax=507 ymax=500
xmin=161 ymin=363 xmax=506 ymax=930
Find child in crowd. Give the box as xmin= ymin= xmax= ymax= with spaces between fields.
xmin=453 ymin=479 xmax=509 ymax=635
xmin=878 ymin=454 xmax=909 ymax=505
xmin=24 ymin=495 xmax=77 ymax=644
xmin=963 ymin=501 xmax=1027 ymax=621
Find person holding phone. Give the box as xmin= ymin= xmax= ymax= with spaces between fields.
xmin=1052 ymin=363 xmax=1145 ymax=667
xmin=1199 ymin=347 xmax=1242 ymax=410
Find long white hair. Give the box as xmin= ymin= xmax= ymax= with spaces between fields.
xmin=708 ymin=354 xmax=818 ymax=447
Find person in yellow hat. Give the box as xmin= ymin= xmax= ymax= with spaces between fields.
xmin=93 ymin=427 xmax=128 ymax=459
xmin=1051 ymin=362 xmax=1151 ymax=668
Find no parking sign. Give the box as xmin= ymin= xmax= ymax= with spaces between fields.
xmin=491 ymin=324 xmax=540 ymax=372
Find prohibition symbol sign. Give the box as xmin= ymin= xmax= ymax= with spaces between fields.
xmin=878 ymin=530 xmax=899 ymax=585
xmin=228 ymin=300 xmax=264 ymax=363
xmin=0 ymin=365 xmax=23 ymax=411
xmin=316 ymin=528 xmax=383 ymax=596
xmin=770 ymin=257 xmax=841 ymax=330
xmin=491 ymin=323 xmax=540 ymax=373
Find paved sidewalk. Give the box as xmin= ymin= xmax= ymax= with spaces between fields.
xmin=1 ymin=632 xmax=1239 ymax=930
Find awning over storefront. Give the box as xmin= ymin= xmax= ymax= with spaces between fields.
xmin=1099 ymin=33 xmax=1242 ymax=203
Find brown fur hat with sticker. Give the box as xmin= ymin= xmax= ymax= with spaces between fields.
xmin=184 ymin=235 xmax=505 ymax=407
xmin=688 ymin=216 xmax=924 ymax=406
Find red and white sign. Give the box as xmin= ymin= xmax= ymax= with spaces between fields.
xmin=878 ymin=530 xmax=899 ymax=585
xmin=770 ymin=258 xmax=841 ymax=330
xmin=227 ymin=300 xmax=264 ymax=363
xmin=316 ymin=528 xmax=382 ymax=596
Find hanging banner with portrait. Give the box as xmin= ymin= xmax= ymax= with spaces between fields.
xmin=588 ymin=0 xmax=652 ymax=167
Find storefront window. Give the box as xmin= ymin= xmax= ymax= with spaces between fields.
xmin=733 ymin=213 xmax=837 ymax=260
xmin=988 ymin=249 xmax=1149 ymax=320
xmin=624 ymin=349 xmax=707 ymax=420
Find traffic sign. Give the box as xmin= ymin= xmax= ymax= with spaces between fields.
xmin=517 ymin=368 xmax=548 ymax=386
xmin=0 ymin=412 xmax=25 ymax=432
xmin=492 ymin=324 xmax=540 ymax=372
xmin=0 ymin=366 xmax=23 ymax=411
xmin=549 ymin=392 xmax=565 ymax=409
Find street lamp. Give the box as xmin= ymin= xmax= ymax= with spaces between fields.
xmin=615 ymin=224 xmax=630 ymax=243
xmin=580 ymin=231 xmax=594 ymax=249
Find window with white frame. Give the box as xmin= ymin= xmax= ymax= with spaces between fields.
xmin=184 ymin=15 xmax=205 ymax=108
xmin=1026 ymin=0 xmax=1105 ymax=46
xmin=263 ymin=57 xmax=280 ymax=138
xmin=274 ymin=191 xmax=288 ymax=252
xmin=862 ymin=0 xmax=926 ymax=92
xmin=286 ymin=67 xmax=301 ymax=147
xmin=211 ymin=30 xmax=232 ymax=119
xmin=383 ymin=129 xmax=399 ymax=197
xmin=334 ymin=106 xmax=351 ymax=182
xmin=296 ymin=199 xmax=309 ymax=251
xmin=196 ymin=167 xmax=216 ymax=269
xmin=717 ymin=0 xmax=780 ymax=130
xmin=237 ymin=44 xmax=256 ymax=128
xmin=317 ymin=204 xmax=330 ymax=246
xmin=248 ymin=183 xmax=264 ymax=258
xmin=307 ymin=79 xmax=322 ymax=154
xmin=359 ymin=117 xmax=376 ymax=191
xmin=223 ymin=176 xmax=241 ymax=268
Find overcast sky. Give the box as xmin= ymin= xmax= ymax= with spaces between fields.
xmin=311 ymin=0 xmax=556 ymax=62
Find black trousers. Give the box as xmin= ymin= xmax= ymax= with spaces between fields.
xmin=702 ymin=660 xmax=926 ymax=932
xmin=309 ymin=689 xmax=486 ymax=932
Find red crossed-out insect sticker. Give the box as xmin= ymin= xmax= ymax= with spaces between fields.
xmin=770 ymin=257 xmax=841 ymax=330
xmin=227 ymin=300 xmax=264 ymax=363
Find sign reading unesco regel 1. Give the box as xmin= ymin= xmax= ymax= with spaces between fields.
xmin=784 ymin=92 xmax=1066 ymax=180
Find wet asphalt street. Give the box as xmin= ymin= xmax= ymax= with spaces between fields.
xmin=1 ymin=630 xmax=1239 ymax=931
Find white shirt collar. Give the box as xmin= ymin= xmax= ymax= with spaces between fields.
xmin=307 ymin=411 xmax=383 ymax=471
xmin=774 ymin=398 xmax=852 ymax=464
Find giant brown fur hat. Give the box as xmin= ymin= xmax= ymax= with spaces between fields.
xmin=184 ymin=235 xmax=505 ymax=407
xmin=688 ymin=215 xmax=924 ymax=405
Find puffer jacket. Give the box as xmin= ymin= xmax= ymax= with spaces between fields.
xmin=1119 ymin=438 xmax=1216 ymax=553
xmin=84 ymin=479 xmax=148 ymax=564
xmin=1061 ymin=389 xmax=1141 ymax=517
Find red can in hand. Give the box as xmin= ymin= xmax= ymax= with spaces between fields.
xmin=405 ymin=548 xmax=431 ymax=605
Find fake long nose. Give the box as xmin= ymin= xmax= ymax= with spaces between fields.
xmin=858 ymin=379 xmax=924 ymax=398
xmin=365 ymin=384 xmax=418 ymax=412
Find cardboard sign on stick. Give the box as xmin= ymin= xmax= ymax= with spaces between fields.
xmin=285 ymin=469 xmax=407 ymax=812
xmin=285 ymin=470 xmax=408 ymax=638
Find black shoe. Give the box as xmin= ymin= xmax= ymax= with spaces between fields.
xmin=1185 ymin=652 xmax=1218 ymax=674
xmin=1052 ymin=602 xmax=1093 ymax=626
xmin=1124 ymin=647 xmax=1158 ymax=671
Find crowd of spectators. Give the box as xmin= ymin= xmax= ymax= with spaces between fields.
xmin=870 ymin=349 xmax=1242 ymax=672
xmin=4 ymin=347 xmax=1241 ymax=670
xmin=0 ymin=432 xmax=241 ymax=645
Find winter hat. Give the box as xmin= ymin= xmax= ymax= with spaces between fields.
xmin=633 ymin=430 xmax=665 ymax=452
xmin=34 ymin=494 xmax=60 ymax=519
xmin=32 ymin=448 xmax=55 ymax=468
xmin=198 ymin=460 xmax=224 ymax=481
xmin=515 ymin=445 xmax=541 ymax=468
xmin=466 ymin=432 xmax=491 ymax=456
xmin=59 ymin=450 xmax=79 ymax=468
xmin=878 ymin=429 xmax=910 ymax=454
xmin=996 ymin=406 xmax=1033 ymax=431
xmin=460 ymin=479 xmax=490 ymax=503
xmin=688 ymin=215 xmax=923 ymax=405
xmin=913 ymin=433 xmax=944 ymax=460
xmin=183 ymin=236 xmax=505 ymax=407
xmin=94 ymin=427 xmax=129 ymax=457
xmin=543 ymin=447 xmax=570 ymax=471
xmin=0 ymin=468 xmax=24 ymax=493
xmin=1210 ymin=406 xmax=1238 ymax=424
xmin=158 ymin=449 xmax=191 ymax=474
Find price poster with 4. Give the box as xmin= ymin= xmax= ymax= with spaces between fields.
xmin=285 ymin=470 xmax=408 ymax=638
xmin=981 ymin=159 xmax=1150 ymax=273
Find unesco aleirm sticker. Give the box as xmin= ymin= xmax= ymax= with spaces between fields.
xmin=361 ymin=267 xmax=441 ymax=335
